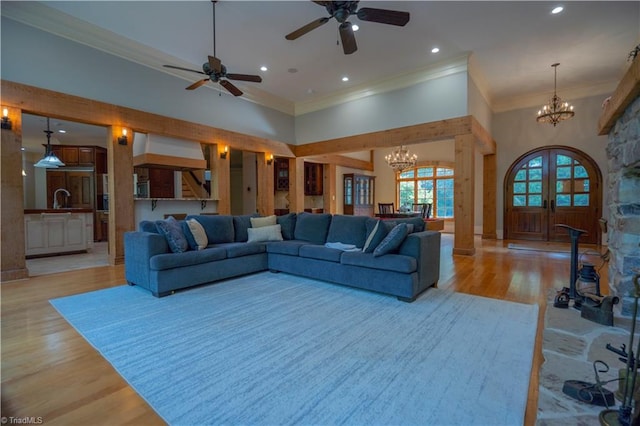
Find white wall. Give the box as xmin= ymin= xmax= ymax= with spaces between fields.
xmin=492 ymin=94 xmax=609 ymax=238
xmin=1 ymin=18 xmax=295 ymax=144
xmin=295 ymin=71 xmax=468 ymax=144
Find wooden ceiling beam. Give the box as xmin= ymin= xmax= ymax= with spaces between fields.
xmin=1 ymin=80 xmax=296 ymax=157
xmin=293 ymin=116 xmax=473 ymax=157
xmin=302 ymin=154 xmax=374 ymax=171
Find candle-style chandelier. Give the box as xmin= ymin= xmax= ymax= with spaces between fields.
xmin=536 ymin=63 xmax=575 ymax=126
xmin=385 ymin=145 xmax=417 ymax=172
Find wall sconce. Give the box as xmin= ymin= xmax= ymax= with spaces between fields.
xmin=1 ymin=107 xmax=12 ymax=130
xmin=220 ymin=146 xmax=228 ymax=159
xmin=267 ymin=154 xmax=274 ymax=165
xmin=118 ymin=128 xmax=128 ymax=145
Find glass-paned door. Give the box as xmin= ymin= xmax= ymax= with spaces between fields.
xmin=504 ymin=147 xmax=602 ymax=244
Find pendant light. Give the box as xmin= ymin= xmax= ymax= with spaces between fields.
xmin=34 ymin=117 xmax=65 ymax=168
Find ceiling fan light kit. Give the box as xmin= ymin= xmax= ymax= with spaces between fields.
xmin=286 ymin=1 xmax=410 ymax=55
xmin=537 ymin=63 xmax=575 ymax=126
xmin=163 ymin=0 xmax=262 ymax=97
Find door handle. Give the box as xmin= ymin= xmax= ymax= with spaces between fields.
xmin=551 ymin=200 xmax=555 ymax=212
xmin=543 ymin=200 xmax=547 ymax=209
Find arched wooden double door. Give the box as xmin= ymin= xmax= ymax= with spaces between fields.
xmin=504 ymin=146 xmax=602 ymax=244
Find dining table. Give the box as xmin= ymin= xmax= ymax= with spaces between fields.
xmin=374 ymin=212 xmax=423 ymax=219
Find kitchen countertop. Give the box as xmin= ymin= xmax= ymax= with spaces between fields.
xmin=24 ymin=209 xmax=94 ymax=214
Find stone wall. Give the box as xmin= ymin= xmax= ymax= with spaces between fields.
xmin=606 ymin=95 xmax=640 ymax=316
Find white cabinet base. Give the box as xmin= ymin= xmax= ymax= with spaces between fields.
xmin=25 ymin=213 xmax=88 ymax=257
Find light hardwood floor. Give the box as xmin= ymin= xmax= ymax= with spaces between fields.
xmin=1 ymin=234 xmax=607 ymax=425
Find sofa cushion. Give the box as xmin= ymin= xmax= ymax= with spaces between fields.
xmin=299 ymin=245 xmax=342 ymax=263
xmin=140 ymin=220 xmax=159 ymax=233
xmin=233 ymin=214 xmax=259 ymax=242
xmin=185 ymin=219 xmax=208 ymax=250
xmin=213 ymin=242 xmax=266 ymax=258
xmin=326 ymin=215 xmax=368 ymax=248
xmin=149 ymin=247 xmax=227 ymax=270
xmin=294 ymin=212 xmax=332 ymax=244
xmin=340 ymin=251 xmax=417 ymax=274
xmin=373 ymin=223 xmax=409 ymax=257
xmin=188 ymin=215 xmax=234 ymax=244
xmin=387 ymin=217 xmax=425 ymax=233
xmin=155 ymin=217 xmax=189 ymax=253
xmin=363 ymin=220 xmax=389 ymax=253
xmin=276 ymin=213 xmax=297 ymax=240
xmin=266 ymin=240 xmax=308 ymax=256
xmin=247 ymin=224 xmax=283 ymax=243
xmin=250 ymin=215 xmax=277 ymax=228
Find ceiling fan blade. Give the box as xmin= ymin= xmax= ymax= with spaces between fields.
xmin=186 ymin=79 xmax=209 ymax=90
xmin=208 ymin=55 xmax=222 ymax=73
xmin=285 ymin=17 xmax=330 ymax=40
xmin=356 ymin=7 xmax=410 ymax=26
xmin=163 ymin=64 xmax=206 ymax=75
xmin=339 ymin=22 xmax=357 ymax=55
xmin=220 ymin=79 xmax=243 ymax=97
xmin=226 ymin=73 xmax=262 ymax=83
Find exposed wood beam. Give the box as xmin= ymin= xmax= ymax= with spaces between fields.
xmin=1 ymin=80 xmax=295 ymax=157
xmin=598 ymin=58 xmax=640 ymax=135
xmin=303 ymin=154 xmax=374 ymax=171
xmin=471 ymin=116 xmax=496 ymax=155
xmin=293 ymin=116 xmax=472 ymax=157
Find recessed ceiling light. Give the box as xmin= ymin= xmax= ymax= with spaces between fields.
xmin=351 ymin=24 xmax=359 ymax=31
xmin=58 ymin=129 xmax=66 ymax=134
xmin=431 ymin=47 xmax=440 ymax=54
xmin=342 ymin=76 xmax=349 ymax=82
xmin=551 ymin=6 xmax=563 ymax=14
xmin=260 ymin=65 xmax=268 ymax=72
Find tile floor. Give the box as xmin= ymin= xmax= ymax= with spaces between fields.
xmin=26 ymin=242 xmax=109 ymax=276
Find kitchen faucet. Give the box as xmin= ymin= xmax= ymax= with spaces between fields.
xmin=53 ymin=188 xmax=71 ymax=209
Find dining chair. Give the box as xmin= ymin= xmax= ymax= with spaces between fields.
xmin=378 ymin=203 xmax=395 ymax=214
xmin=411 ymin=203 xmax=432 ymax=219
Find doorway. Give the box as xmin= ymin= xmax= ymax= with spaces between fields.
xmin=504 ymin=146 xmax=602 ymax=244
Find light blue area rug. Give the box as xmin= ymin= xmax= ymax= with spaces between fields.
xmin=50 ymin=272 xmax=539 ymax=425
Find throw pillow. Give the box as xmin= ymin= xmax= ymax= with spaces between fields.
xmin=155 ymin=217 xmax=189 ymax=253
xmin=186 ymin=219 xmax=208 ymax=250
xmin=363 ymin=220 xmax=389 ymax=253
xmin=276 ymin=213 xmax=297 ymax=240
xmin=247 ymin=224 xmax=283 ymax=243
xmin=250 ymin=215 xmax=277 ymax=228
xmin=373 ymin=223 xmax=409 ymax=257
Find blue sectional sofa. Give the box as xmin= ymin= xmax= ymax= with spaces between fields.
xmin=124 ymin=212 xmax=441 ymax=302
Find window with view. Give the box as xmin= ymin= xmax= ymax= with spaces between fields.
xmin=396 ymin=165 xmax=454 ymax=218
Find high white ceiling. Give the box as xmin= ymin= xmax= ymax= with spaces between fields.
xmin=4 ymin=1 xmax=640 ymax=151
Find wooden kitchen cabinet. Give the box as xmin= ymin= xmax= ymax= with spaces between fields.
xmin=78 ymin=147 xmax=94 ymax=165
xmin=148 ymin=168 xmax=175 ymax=198
xmin=304 ymin=162 xmax=323 ymax=195
xmin=95 ymin=147 xmax=107 ymax=174
xmin=274 ymin=158 xmax=289 ymax=191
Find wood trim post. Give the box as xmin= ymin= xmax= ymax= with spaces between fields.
xmin=323 ymin=163 xmax=336 ymax=214
xmin=1 ymin=107 xmax=29 ymax=281
xmin=211 ymin=144 xmax=230 ymax=214
xmin=256 ymin=152 xmax=274 ymax=216
xmin=107 ymin=126 xmax=134 ymax=265
xmin=453 ymin=134 xmax=476 ymax=255
xmin=289 ymin=158 xmax=305 ymax=213
xmin=482 ymin=153 xmax=497 ymax=239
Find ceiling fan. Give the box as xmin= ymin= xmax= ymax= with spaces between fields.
xmin=285 ymin=1 xmax=410 ymax=55
xmin=163 ymin=0 xmax=261 ymax=97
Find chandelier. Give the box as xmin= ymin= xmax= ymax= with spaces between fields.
xmin=536 ymin=63 xmax=575 ymax=126
xmin=385 ymin=145 xmax=417 ymax=172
